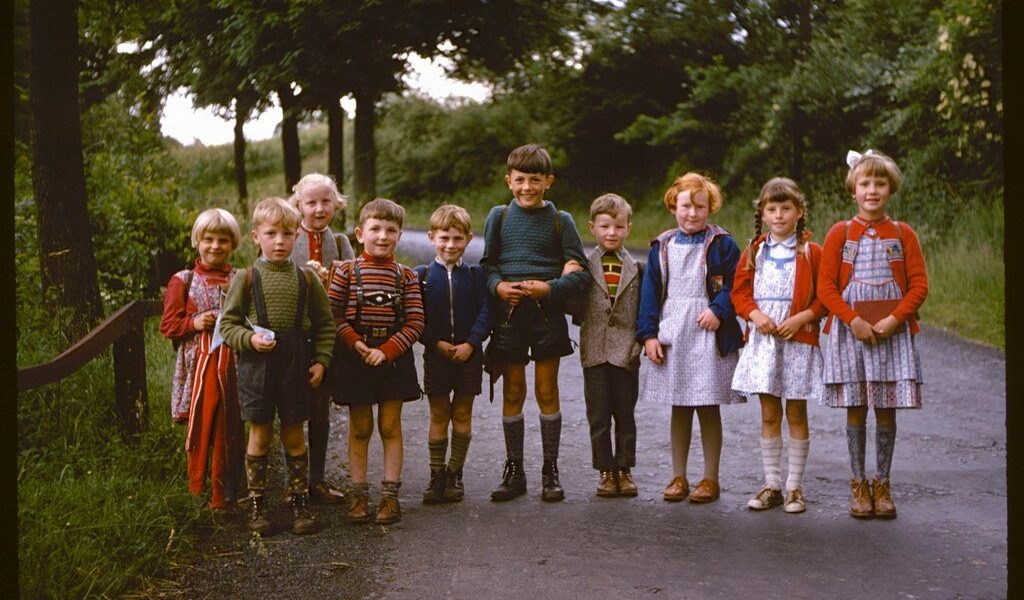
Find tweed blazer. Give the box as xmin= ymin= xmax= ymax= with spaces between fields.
xmin=578 ymin=246 xmax=643 ymax=370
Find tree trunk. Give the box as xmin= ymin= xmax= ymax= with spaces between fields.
xmin=233 ymin=109 xmax=248 ymax=201
xmin=327 ymin=99 xmax=344 ymax=189
xmin=790 ymin=0 xmax=812 ymax=181
xmin=278 ymin=85 xmax=301 ymax=193
xmin=352 ymin=88 xmax=377 ymax=210
xmin=29 ymin=0 xmax=103 ymax=339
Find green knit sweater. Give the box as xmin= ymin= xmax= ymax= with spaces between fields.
xmin=219 ymin=258 xmax=334 ymax=367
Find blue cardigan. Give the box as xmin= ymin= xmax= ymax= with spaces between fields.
xmin=414 ymin=261 xmax=494 ymax=352
xmin=636 ymin=226 xmax=743 ymax=356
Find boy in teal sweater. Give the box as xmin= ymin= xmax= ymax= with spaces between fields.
xmin=220 ymin=197 xmax=335 ymax=535
xmin=481 ymin=144 xmax=591 ymax=502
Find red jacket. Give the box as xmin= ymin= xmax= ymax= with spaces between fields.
xmin=731 ymin=233 xmax=827 ymax=347
xmin=817 ymin=216 xmax=928 ymax=335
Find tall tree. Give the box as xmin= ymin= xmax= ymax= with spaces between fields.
xmin=28 ymin=0 xmax=103 ymax=338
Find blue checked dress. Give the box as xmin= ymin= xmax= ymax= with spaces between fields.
xmin=642 ymin=232 xmax=744 ymax=406
xmin=731 ymin=234 xmax=823 ymax=401
xmin=820 ymin=227 xmax=923 ymax=408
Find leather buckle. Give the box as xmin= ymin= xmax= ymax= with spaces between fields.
xmin=370 ymin=326 xmax=389 ymax=338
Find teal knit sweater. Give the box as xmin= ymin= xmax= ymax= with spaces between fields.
xmin=480 ymin=199 xmax=591 ymax=304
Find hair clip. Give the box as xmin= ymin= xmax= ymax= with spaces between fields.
xmin=845 ymin=149 xmax=875 ymax=168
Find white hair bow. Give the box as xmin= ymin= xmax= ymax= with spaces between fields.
xmin=846 ymin=149 xmax=875 ymax=168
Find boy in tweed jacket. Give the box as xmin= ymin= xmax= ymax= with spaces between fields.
xmin=576 ymin=193 xmax=644 ymax=497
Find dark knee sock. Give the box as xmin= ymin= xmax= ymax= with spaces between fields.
xmin=875 ymin=424 xmax=897 ymax=481
xmin=428 ymin=437 xmax=448 ymax=471
xmin=449 ymin=432 xmax=472 ymax=470
xmin=308 ymin=420 xmax=329 ymax=486
xmin=846 ymin=424 xmax=867 ymax=481
xmin=539 ymin=411 xmax=562 ymax=462
xmin=502 ymin=414 xmax=524 ymax=462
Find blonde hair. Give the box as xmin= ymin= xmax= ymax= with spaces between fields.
xmin=744 ymin=177 xmax=809 ymax=270
xmin=358 ymin=198 xmax=405 ymax=228
xmin=845 ymin=151 xmax=903 ymax=194
xmin=589 ymin=193 xmax=632 ymax=221
xmin=290 ymin=172 xmax=348 ymax=211
xmin=428 ymin=204 xmax=472 ymax=234
xmin=191 ymin=208 xmax=241 ymax=248
xmin=252 ymin=197 xmax=301 ymax=231
xmin=663 ymin=172 xmax=723 ymax=214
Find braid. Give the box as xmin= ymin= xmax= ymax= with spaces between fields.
xmin=746 ymin=207 xmax=763 ymax=270
xmin=795 ymin=215 xmax=807 ymax=253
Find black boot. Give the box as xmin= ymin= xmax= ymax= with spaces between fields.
xmin=443 ymin=466 xmax=464 ymax=502
xmin=422 ymin=467 xmax=447 ymax=505
xmin=541 ymin=458 xmax=565 ymax=502
xmin=490 ymin=459 xmax=527 ymax=501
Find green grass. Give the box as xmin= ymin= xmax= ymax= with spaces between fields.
xmin=18 ymin=321 xmax=216 ymax=598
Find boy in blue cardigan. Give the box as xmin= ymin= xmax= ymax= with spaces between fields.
xmin=481 ymin=144 xmax=591 ymax=502
xmin=414 ymin=205 xmax=493 ymax=504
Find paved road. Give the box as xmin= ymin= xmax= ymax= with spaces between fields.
xmin=177 ymin=234 xmax=1007 ymax=599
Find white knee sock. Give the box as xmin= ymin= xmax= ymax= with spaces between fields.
xmin=786 ymin=437 xmax=810 ymax=491
xmin=760 ymin=436 xmax=783 ymax=489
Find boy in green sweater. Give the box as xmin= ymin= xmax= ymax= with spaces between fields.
xmin=220 ymin=197 xmax=335 ymax=535
xmin=481 ymin=144 xmax=591 ymax=502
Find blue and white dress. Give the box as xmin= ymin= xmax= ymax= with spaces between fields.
xmin=731 ymin=234 xmax=823 ymax=401
xmin=642 ymin=231 xmax=743 ymax=407
xmin=820 ymin=227 xmax=923 ymax=408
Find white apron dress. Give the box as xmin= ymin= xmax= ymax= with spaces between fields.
xmin=731 ymin=234 xmax=823 ymax=401
xmin=643 ymin=234 xmax=743 ymax=406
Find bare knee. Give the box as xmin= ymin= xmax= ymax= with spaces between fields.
xmin=349 ymin=410 xmax=374 ymax=443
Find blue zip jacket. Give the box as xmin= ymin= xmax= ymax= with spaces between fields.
xmin=414 ymin=260 xmax=494 ymax=352
xmin=636 ymin=225 xmax=743 ymax=356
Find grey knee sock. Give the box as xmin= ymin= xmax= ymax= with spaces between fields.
xmin=502 ymin=414 xmax=525 ymax=462
xmin=846 ymin=424 xmax=867 ymax=481
xmin=875 ymin=424 xmax=897 ymax=481
xmin=539 ymin=411 xmax=562 ymax=462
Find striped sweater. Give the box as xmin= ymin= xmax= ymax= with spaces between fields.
xmin=328 ymin=253 xmax=424 ymax=362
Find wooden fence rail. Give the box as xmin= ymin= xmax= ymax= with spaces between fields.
xmin=17 ymin=299 xmax=164 ymax=440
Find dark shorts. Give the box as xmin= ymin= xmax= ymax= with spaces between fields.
xmin=485 ymin=297 xmax=573 ymax=365
xmin=423 ymin=344 xmax=484 ymax=397
xmin=236 ymin=329 xmax=313 ymax=426
xmin=333 ymin=339 xmax=421 ymax=406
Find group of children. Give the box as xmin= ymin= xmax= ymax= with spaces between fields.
xmin=161 ymin=143 xmax=927 ymax=536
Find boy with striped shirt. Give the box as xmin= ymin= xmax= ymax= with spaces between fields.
xmin=327 ymin=198 xmax=424 ymax=525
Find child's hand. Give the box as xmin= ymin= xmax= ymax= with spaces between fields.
xmin=519 ymin=279 xmax=550 ymax=299
xmin=644 ymin=338 xmax=664 ymax=365
xmin=451 ymin=342 xmax=474 ymax=363
xmin=849 ymin=316 xmax=878 ymax=344
xmin=250 ymin=331 xmax=277 ymax=352
xmin=363 ymin=348 xmax=386 ymax=367
xmin=496 ymin=281 xmax=527 ymax=306
xmin=749 ymin=309 xmax=777 ymax=335
xmin=696 ymin=308 xmax=721 ymax=332
xmin=776 ymin=309 xmax=813 ymax=340
xmin=561 ymin=260 xmax=584 ymax=276
xmin=436 ymin=340 xmax=455 ymax=357
xmin=308 ymin=363 xmax=325 ymax=388
xmin=192 ymin=310 xmax=217 ymax=332
xmin=353 ymin=340 xmax=371 ymax=359
xmin=872 ymin=315 xmax=900 ymax=339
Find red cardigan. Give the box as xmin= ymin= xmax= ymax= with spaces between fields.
xmin=817 ymin=216 xmax=928 ymax=335
xmin=731 ymin=234 xmax=827 ymax=347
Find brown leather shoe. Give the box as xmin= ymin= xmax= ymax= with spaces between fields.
xmin=346 ymin=491 xmax=371 ymax=524
xmin=872 ymin=478 xmax=897 ymax=519
xmin=310 ymin=481 xmax=346 ymax=505
xmin=663 ymin=476 xmax=689 ymax=502
xmin=617 ymin=470 xmax=638 ymax=497
xmin=849 ymin=479 xmax=874 ymax=519
xmin=596 ymin=471 xmax=618 ymax=497
xmin=688 ymin=478 xmax=720 ymax=504
xmin=375 ymin=495 xmax=402 ymax=525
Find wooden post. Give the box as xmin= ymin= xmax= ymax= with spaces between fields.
xmin=112 ymin=313 xmax=148 ymax=441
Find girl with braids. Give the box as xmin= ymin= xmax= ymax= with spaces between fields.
xmin=817 ymin=150 xmax=927 ymax=520
xmin=731 ymin=178 xmax=826 ymax=514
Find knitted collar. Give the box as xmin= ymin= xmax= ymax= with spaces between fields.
xmin=360 ymin=251 xmax=395 ymax=264
xmin=434 ymin=256 xmax=464 ymax=269
xmin=194 ymin=258 xmax=232 ymax=274
xmin=300 ymin=222 xmax=330 ymax=234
